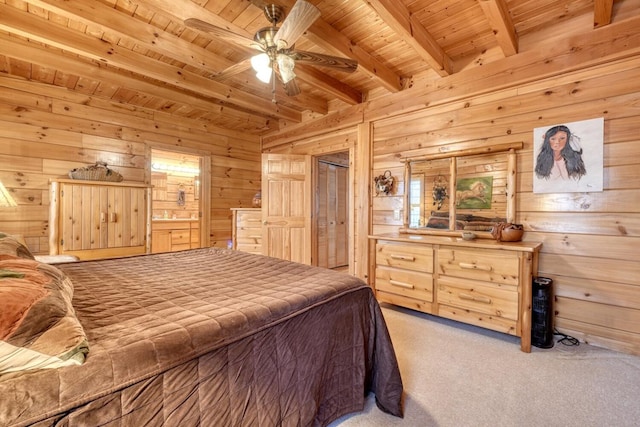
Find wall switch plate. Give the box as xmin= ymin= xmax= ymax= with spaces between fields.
xmin=393 ymin=209 xmax=400 ymax=220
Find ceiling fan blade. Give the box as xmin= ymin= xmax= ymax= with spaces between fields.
xmin=211 ymin=58 xmax=253 ymax=81
xmin=282 ymin=77 xmax=301 ymax=97
xmin=184 ymin=18 xmax=259 ymax=50
xmin=274 ymin=0 xmax=321 ymax=48
xmin=290 ymin=50 xmax=358 ymax=73
xmin=248 ymin=0 xmax=269 ymax=8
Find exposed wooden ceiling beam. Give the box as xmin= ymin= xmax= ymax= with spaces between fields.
xmin=136 ymin=0 xmax=255 ymax=42
xmin=26 ymin=0 xmax=229 ymax=73
xmin=293 ymin=65 xmax=362 ymax=105
xmin=594 ymin=0 xmax=614 ymax=28
xmin=364 ymin=0 xmax=453 ymax=76
xmin=478 ymin=0 xmax=518 ymax=57
xmin=304 ymin=18 xmax=402 ymax=93
xmin=270 ymin=80 xmax=330 ymax=115
xmin=0 ymin=33 xmax=273 ymax=132
xmin=0 ymin=3 xmax=302 ymax=122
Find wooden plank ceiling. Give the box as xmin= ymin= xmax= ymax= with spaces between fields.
xmin=0 ymin=0 xmax=622 ymax=135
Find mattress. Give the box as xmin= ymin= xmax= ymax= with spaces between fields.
xmin=0 ymin=248 xmax=403 ymax=426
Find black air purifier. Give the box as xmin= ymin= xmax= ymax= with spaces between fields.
xmin=532 ymin=277 xmax=554 ymax=348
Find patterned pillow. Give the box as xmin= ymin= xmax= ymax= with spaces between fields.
xmin=0 ymin=233 xmax=35 ymax=260
xmin=0 ymin=256 xmax=88 ymax=374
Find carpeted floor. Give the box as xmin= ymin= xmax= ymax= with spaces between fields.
xmin=330 ymin=303 xmax=640 ymax=427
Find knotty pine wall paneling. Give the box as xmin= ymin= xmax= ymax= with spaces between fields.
xmin=370 ymin=55 xmax=640 ymax=356
xmin=0 ymin=76 xmax=261 ymax=252
xmin=263 ymin=17 xmax=640 ymax=356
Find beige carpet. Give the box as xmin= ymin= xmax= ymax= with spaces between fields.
xmin=330 ymin=304 xmax=640 ymax=427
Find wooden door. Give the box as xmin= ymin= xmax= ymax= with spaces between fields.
xmin=261 ymin=154 xmax=312 ymax=264
xmin=317 ymin=161 xmax=348 ymax=268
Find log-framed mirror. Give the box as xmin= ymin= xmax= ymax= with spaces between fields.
xmin=400 ymin=142 xmax=523 ymax=238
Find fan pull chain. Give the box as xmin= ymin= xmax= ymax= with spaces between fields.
xmin=271 ymin=67 xmax=277 ymax=103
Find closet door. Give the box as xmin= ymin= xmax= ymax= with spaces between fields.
xmin=333 ymin=165 xmax=348 ymax=267
xmin=317 ymin=162 xmax=348 ymax=269
xmin=317 ymin=162 xmax=329 ymax=267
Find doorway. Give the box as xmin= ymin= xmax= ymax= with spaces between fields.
xmin=315 ymin=152 xmax=349 ymax=270
xmin=150 ymin=148 xmax=204 ymax=253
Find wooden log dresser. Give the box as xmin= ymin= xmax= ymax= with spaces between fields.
xmin=370 ymin=233 xmax=542 ymax=352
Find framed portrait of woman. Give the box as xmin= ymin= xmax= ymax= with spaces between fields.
xmin=533 ymin=117 xmax=604 ymax=193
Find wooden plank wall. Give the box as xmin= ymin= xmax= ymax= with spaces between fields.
xmin=264 ymin=17 xmax=640 ymax=355
xmin=0 ymin=75 xmax=261 ymax=252
xmin=371 ymin=55 xmax=640 ymax=355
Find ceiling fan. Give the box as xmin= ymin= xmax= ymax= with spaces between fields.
xmin=185 ymin=0 xmax=358 ymax=100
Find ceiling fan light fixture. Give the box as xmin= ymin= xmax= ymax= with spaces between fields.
xmin=251 ymin=53 xmax=270 ymax=73
xmin=276 ymin=54 xmax=296 ymax=84
xmin=255 ymin=67 xmax=273 ymax=84
xmin=251 ymin=53 xmax=273 ymax=83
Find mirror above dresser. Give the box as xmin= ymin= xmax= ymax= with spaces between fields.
xmin=401 ymin=142 xmax=523 ymax=239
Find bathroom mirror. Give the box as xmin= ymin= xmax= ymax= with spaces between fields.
xmin=401 ymin=142 xmax=522 ymax=238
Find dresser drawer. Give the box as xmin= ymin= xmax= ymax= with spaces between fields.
xmin=236 ymin=237 xmax=262 ymax=249
xmin=376 ymin=241 xmax=433 ymax=273
xmin=375 ymin=266 xmax=433 ymax=302
xmin=437 ymin=275 xmax=518 ymax=321
xmin=437 ymin=247 xmax=519 ymax=286
xmin=236 ymin=224 xmax=261 ymax=247
xmin=236 ymin=226 xmax=262 ymax=239
xmin=438 ymin=304 xmax=517 ymax=335
xmin=236 ymin=243 xmax=262 ymax=254
xmin=237 ymin=211 xmax=262 ymax=224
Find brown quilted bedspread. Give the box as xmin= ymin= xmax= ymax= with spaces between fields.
xmin=0 ymin=248 xmax=403 ymax=426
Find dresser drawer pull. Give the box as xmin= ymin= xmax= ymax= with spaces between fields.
xmin=459 ymin=293 xmax=492 ymax=304
xmin=459 ymin=262 xmax=492 ymax=272
xmin=390 ymin=254 xmax=415 ymax=262
xmin=389 ymin=279 xmax=415 ymax=290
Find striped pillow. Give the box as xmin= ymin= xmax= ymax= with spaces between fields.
xmin=0 ymin=257 xmax=88 ymax=374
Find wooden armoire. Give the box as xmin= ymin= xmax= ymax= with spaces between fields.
xmin=49 ymin=179 xmax=150 ymax=260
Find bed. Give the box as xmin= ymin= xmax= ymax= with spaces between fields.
xmin=0 ymin=234 xmax=403 ymax=427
